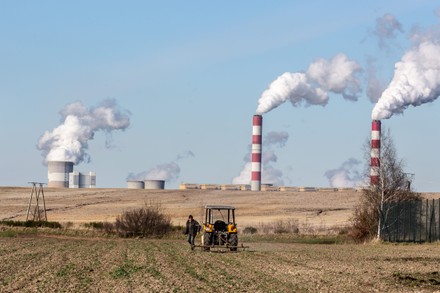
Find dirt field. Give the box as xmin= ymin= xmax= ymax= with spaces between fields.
xmin=2 ymin=187 xmax=439 ymax=230
xmin=2 ymin=187 xmax=440 ymax=292
xmin=0 ymin=187 xmax=363 ymax=229
xmin=1 ymin=233 xmax=440 ymax=292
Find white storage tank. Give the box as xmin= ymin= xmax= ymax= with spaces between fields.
xmin=69 ymin=171 xmax=96 ymax=188
xmin=48 ymin=161 xmax=74 ymax=188
xmin=144 ymin=180 xmax=165 ymax=190
xmin=127 ymin=180 xmax=145 ymax=189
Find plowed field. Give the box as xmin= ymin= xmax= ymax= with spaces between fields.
xmin=1 ymin=234 xmax=440 ymax=292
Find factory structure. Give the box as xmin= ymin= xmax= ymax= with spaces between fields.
xmin=44 ymin=117 xmax=383 ymax=191
xmin=251 ymin=115 xmax=263 ymax=191
xmin=127 ymin=180 xmax=165 ymax=190
xmin=370 ymin=120 xmax=381 ymax=186
xmin=47 ymin=161 xmax=96 ymax=189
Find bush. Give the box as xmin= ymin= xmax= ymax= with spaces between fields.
xmin=84 ymin=221 xmax=115 ymax=234
xmin=258 ymin=219 xmax=299 ymax=234
xmin=0 ymin=220 xmax=62 ymax=229
xmin=115 ymin=204 xmax=171 ymax=238
xmin=242 ymin=226 xmax=258 ymax=235
xmin=84 ymin=222 xmax=104 ymax=230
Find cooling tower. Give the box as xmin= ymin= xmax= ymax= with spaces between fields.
xmin=48 ymin=161 xmax=74 ymax=188
xmin=144 ymin=180 xmax=165 ymax=190
xmin=251 ymin=115 xmax=262 ymax=191
xmin=370 ymin=120 xmax=381 ymax=186
xmin=127 ymin=180 xmax=145 ymax=189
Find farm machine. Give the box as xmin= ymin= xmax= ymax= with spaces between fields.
xmin=199 ymin=205 xmax=247 ymax=252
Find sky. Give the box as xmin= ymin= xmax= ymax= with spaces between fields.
xmin=1 ymin=1 xmax=439 ymax=192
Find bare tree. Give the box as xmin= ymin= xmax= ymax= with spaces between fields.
xmin=351 ymin=128 xmax=420 ymax=241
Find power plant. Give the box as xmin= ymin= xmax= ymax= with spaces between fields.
xmin=251 ymin=115 xmax=262 ymax=191
xmin=370 ymin=120 xmax=381 ymax=186
xmin=144 ymin=180 xmax=165 ymax=190
xmin=47 ymin=161 xmax=74 ymax=188
xmin=126 ymin=180 xmax=165 ymax=190
xmin=47 ymin=160 xmax=96 ymax=188
xmin=69 ymin=171 xmax=96 ymax=188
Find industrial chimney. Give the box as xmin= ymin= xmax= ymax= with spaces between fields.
xmin=370 ymin=120 xmax=381 ymax=186
xmin=251 ymin=115 xmax=262 ymax=191
xmin=48 ymin=161 xmax=74 ymax=188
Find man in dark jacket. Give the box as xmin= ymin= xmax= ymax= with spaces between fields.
xmin=184 ymin=215 xmax=200 ymax=249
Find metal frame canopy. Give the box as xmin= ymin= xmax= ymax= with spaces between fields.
xmin=204 ymin=205 xmax=235 ymax=210
xmin=204 ymin=205 xmax=236 ymax=224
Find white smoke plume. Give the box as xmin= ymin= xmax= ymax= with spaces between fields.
xmin=232 ymin=131 xmax=288 ymax=186
xmin=37 ymin=99 xmax=130 ymax=164
xmin=256 ymin=54 xmax=362 ymax=114
xmin=372 ymin=40 xmax=440 ymax=120
xmin=373 ymin=13 xmax=404 ymax=48
xmin=127 ymin=151 xmax=194 ymax=182
xmin=366 ymin=56 xmax=387 ymax=103
xmin=324 ymin=158 xmax=363 ymax=188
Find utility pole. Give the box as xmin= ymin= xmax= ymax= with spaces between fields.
xmin=26 ymin=182 xmax=47 ymax=222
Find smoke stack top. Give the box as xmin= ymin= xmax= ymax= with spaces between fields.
xmin=37 ymin=99 xmax=130 ymax=165
xmin=256 ymin=54 xmax=362 ymax=115
xmin=371 ymin=41 xmax=440 ymax=120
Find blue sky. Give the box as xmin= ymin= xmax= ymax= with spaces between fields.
xmin=1 ymin=1 xmax=439 ymax=191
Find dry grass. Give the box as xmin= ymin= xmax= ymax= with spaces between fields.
xmin=0 ymin=187 xmax=361 ymax=229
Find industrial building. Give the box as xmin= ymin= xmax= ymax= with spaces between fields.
xmin=69 ymin=171 xmax=96 ymax=188
xmin=47 ymin=160 xmax=96 ymax=188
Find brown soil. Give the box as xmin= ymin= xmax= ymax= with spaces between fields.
xmin=2 ymin=187 xmax=440 ymax=292
xmin=1 ymin=234 xmax=440 ymax=292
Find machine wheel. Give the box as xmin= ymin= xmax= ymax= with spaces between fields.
xmin=202 ymin=232 xmax=211 ymax=251
xmin=229 ymin=234 xmax=238 ymax=251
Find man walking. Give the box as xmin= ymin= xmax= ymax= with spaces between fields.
xmin=184 ymin=215 xmax=200 ymax=250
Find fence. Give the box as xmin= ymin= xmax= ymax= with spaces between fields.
xmin=381 ymin=199 xmax=440 ymax=243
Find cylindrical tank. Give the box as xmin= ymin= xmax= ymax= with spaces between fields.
xmin=127 ymin=180 xmax=145 ymax=189
xmin=251 ymin=115 xmax=263 ymax=191
xmin=144 ymin=180 xmax=165 ymax=190
xmin=80 ymin=172 xmax=96 ymax=188
xmin=370 ymin=120 xmax=381 ymax=186
xmin=48 ymin=161 xmax=74 ymax=188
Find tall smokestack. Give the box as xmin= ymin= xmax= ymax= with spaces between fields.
xmin=251 ymin=115 xmax=262 ymax=191
xmin=370 ymin=120 xmax=381 ymax=186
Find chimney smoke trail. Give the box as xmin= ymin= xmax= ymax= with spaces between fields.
xmin=372 ymin=41 xmax=440 ymax=120
xmin=324 ymin=158 xmax=363 ymax=188
xmin=256 ymin=54 xmax=362 ymax=114
xmin=37 ymin=99 xmax=130 ymax=165
xmin=127 ymin=151 xmax=194 ymax=182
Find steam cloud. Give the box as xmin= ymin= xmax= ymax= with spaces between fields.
xmin=37 ymin=99 xmax=130 ymax=164
xmin=127 ymin=151 xmax=194 ymax=182
xmin=232 ymin=131 xmax=288 ymax=186
xmin=324 ymin=158 xmax=363 ymax=188
xmin=372 ymin=40 xmax=440 ymax=120
xmin=373 ymin=13 xmax=404 ymax=48
xmin=366 ymin=57 xmax=387 ymax=103
xmin=256 ymin=54 xmax=362 ymax=114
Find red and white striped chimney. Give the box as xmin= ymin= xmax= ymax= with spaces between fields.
xmin=251 ymin=115 xmax=263 ymax=191
xmin=370 ymin=120 xmax=381 ymax=186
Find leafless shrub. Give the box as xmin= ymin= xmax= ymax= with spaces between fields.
xmin=242 ymin=226 xmax=258 ymax=234
xmin=257 ymin=219 xmax=299 ymax=234
xmin=115 ymin=203 xmax=171 ymax=238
